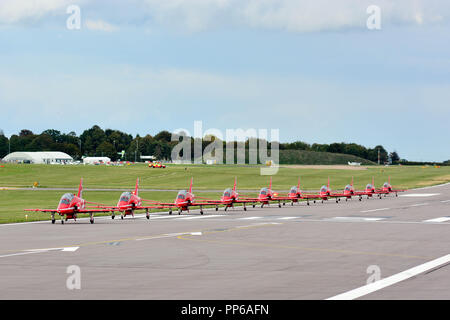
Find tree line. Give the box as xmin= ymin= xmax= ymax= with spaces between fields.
xmin=0 ymin=125 xmax=403 ymax=164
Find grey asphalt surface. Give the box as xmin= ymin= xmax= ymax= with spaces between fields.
xmin=0 ymin=183 xmax=449 ymax=300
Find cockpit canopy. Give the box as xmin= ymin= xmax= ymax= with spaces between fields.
xmin=383 ymin=182 xmax=390 ymax=188
xmin=177 ymin=190 xmax=187 ymax=199
xmin=290 ymin=186 xmax=297 ymax=194
xmin=320 ymin=186 xmax=328 ymax=192
xmin=59 ymin=193 xmax=74 ymax=205
xmin=119 ymin=192 xmax=132 ymax=202
xmin=366 ymin=184 xmax=373 ymax=189
xmin=223 ymin=188 xmax=232 ymax=197
xmin=344 ymin=185 xmax=352 ymax=191
xmin=259 ymin=188 xmax=268 ymax=195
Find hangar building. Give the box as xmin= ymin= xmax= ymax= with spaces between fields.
xmin=2 ymin=151 xmax=73 ymax=164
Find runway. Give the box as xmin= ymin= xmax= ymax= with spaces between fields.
xmin=0 ymin=183 xmax=449 ymax=299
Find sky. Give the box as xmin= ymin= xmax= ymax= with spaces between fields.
xmin=0 ymin=0 xmax=449 ymax=162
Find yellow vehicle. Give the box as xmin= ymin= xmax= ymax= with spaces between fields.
xmin=148 ymin=161 xmax=166 ymax=168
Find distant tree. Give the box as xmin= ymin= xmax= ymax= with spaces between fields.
xmin=154 ymin=130 xmax=172 ymax=143
xmin=389 ymin=151 xmax=400 ymax=164
xmin=0 ymin=134 xmax=8 ymax=158
xmin=19 ymin=129 xmax=34 ymax=137
xmin=27 ymin=134 xmax=54 ymax=151
xmin=96 ymin=141 xmax=116 ymax=159
xmin=41 ymin=129 xmax=61 ymax=142
xmin=80 ymin=125 xmax=107 ymax=156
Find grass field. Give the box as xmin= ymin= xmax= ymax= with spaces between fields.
xmin=0 ymin=163 xmax=449 ymax=223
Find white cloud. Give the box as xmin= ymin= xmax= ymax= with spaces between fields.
xmin=85 ymin=19 xmax=118 ymax=32
xmin=0 ymin=0 xmax=76 ymax=24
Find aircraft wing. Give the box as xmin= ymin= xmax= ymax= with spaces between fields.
xmin=76 ymin=208 xmax=114 ymax=213
xmin=272 ymin=195 xmax=293 ymax=201
xmin=300 ymin=194 xmax=324 ymax=199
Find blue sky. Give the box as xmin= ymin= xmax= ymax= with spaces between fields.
xmin=0 ymin=0 xmax=449 ymax=161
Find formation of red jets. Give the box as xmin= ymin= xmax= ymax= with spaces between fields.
xmin=25 ymin=176 xmax=405 ymax=224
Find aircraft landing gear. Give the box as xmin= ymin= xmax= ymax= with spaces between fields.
xmin=178 ymin=209 xmax=181 ymax=215
xmin=169 ymin=209 xmax=172 ymax=215
xmin=200 ymin=206 xmax=204 ymax=215
xmin=224 ymin=206 xmax=228 ymax=211
xmin=215 ymin=206 xmax=218 ymax=211
xmin=146 ymin=209 xmax=150 ymax=220
xmin=51 ymin=213 xmax=55 ymax=224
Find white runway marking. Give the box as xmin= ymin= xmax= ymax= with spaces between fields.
xmin=327 ymin=254 xmax=450 ymax=300
xmin=360 ymin=208 xmax=390 ymax=213
xmin=409 ymin=203 xmax=429 ymax=207
xmin=239 ymin=217 xmax=263 ymax=220
xmin=400 ymin=193 xmax=439 ymax=197
xmin=329 ymin=217 xmax=386 ymax=222
xmin=423 ymin=217 xmax=450 ymax=223
xmin=0 ymin=246 xmax=79 ymax=259
xmin=278 ymin=217 xmax=299 ymax=220
xmin=177 ymin=215 xmax=222 ymax=220
xmin=441 ymin=200 xmax=450 ymax=203
xmin=150 ymin=215 xmax=193 ymax=219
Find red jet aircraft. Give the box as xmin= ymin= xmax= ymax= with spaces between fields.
xmin=102 ymin=178 xmax=164 ymax=220
xmin=24 ymin=179 xmax=112 ymax=224
xmin=202 ymin=177 xmax=256 ymax=211
xmin=378 ymin=176 xmax=406 ymax=197
xmin=143 ymin=178 xmax=213 ymax=215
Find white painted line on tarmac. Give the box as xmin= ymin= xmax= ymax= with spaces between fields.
xmin=176 ymin=215 xmax=222 ymax=220
xmin=400 ymin=193 xmax=439 ymax=197
xmin=423 ymin=217 xmax=450 ymax=223
xmin=409 ymin=203 xmax=429 ymax=207
xmin=239 ymin=217 xmax=263 ymax=220
xmin=441 ymin=200 xmax=450 ymax=203
xmin=278 ymin=217 xmax=299 ymax=220
xmin=327 ymin=254 xmax=450 ymax=300
xmin=329 ymin=217 xmax=386 ymax=222
xmin=360 ymin=208 xmax=390 ymax=213
xmin=0 ymin=246 xmax=79 ymax=259
xmin=150 ymin=215 xmax=193 ymax=219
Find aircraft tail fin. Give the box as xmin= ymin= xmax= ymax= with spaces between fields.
xmin=372 ymin=176 xmax=374 ymax=187
xmin=351 ymin=176 xmax=354 ymax=186
xmin=297 ymin=177 xmax=301 ymax=190
xmin=233 ymin=177 xmax=237 ymax=192
xmin=77 ymin=178 xmax=83 ymax=198
xmin=134 ymin=178 xmax=139 ymax=196
xmin=327 ymin=177 xmax=330 ymax=189
xmin=269 ymin=177 xmax=272 ymax=190
xmin=189 ymin=177 xmax=193 ymax=193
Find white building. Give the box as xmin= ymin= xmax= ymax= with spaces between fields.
xmin=2 ymin=151 xmax=73 ymax=164
xmin=83 ymin=156 xmax=111 ymax=165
